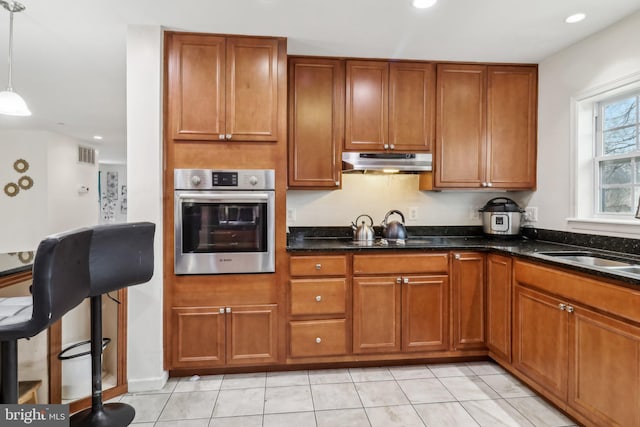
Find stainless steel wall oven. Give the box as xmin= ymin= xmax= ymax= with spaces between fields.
xmin=174 ymin=169 xmax=275 ymax=275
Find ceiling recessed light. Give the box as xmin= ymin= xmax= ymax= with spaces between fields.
xmin=92 ymin=135 xmax=103 ymax=140
xmin=565 ymin=13 xmax=586 ymax=24
xmin=412 ymin=0 xmax=437 ymax=9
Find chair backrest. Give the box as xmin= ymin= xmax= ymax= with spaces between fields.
xmin=27 ymin=228 xmax=93 ymax=338
xmin=88 ymin=222 xmax=155 ymax=296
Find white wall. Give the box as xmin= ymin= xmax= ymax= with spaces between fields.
xmin=0 ymin=130 xmax=48 ymax=252
xmin=125 ymin=25 xmax=166 ymax=391
xmin=287 ymin=174 xmax=532 ymax=227
xmin=533 ymin=11 xmax=640 ymax=232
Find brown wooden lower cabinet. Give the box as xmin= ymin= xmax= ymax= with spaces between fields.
xmin=513 ymin=285 xmax=569 ymax=401
xmin=451 ymin=252 xmax=486 ymax=350
xmin=486 ymin=253 xmax=512 ymax=362
xmin=171 ymin=304 xmax=278 ymax=368
xmin=289 ymin=319 xmax=348 ymax=357
xmin=513 ymin=261 xmax=640 ymax=427
xmin=353 ymin=274 xmax=449 ymax=353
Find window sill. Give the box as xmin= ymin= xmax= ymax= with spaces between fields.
xmin=566 ymin=217 xmax=640 ymax=237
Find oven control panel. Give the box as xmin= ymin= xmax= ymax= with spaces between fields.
xmin=175 ymin=169 xmax=275 ymax=191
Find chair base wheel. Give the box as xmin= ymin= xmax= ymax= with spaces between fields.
xmin=70 ymin=403 xmax=135 ymax=427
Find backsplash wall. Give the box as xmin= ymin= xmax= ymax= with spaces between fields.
xmin=286 ymin=174 xmax=533 ymax=227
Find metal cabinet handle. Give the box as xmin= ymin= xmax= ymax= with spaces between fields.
xmin=219 ymin=308 xmax=225 ymax=314
xmin=487 ymin=182 xmax=493 ymax=187
xmin=403 ymin=277 xmax=409 ymax=284
xmin=218 ymin=134 xmax=225 ymax=140
xmin=383 ymin=144 xmax=389 ymax=149
xmin=315 ymin=263 xmax=322 ymax=270
xmin=481 ymin=182 xmax=487 ymax=187
xmin=225 ymin=307 xmax=231 ymax=313
xmin=559 ymin=303 xmax=566 ymax=311
xmin=454 ymin=254 xmax=461 ymax=260
xmin=567 ymin=306 xmax=574 ymax=313
xmin=396 ymin=277 xmax=402 ymax=284
xmin=226 ymin=133 xmax=232 ymax=140
xmin=389 ymin=144 xmax=395 ymax=150
xmin=315 ymin=295 xmax=322 ymax=302
xmin=315 ymin=337 xmax=322 ymax=344
xmin=335 ymin=181 xmax=340 ymax=186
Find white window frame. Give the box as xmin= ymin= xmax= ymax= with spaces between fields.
xmin=568 ymin=71 xmax=640 ymax=237
xmin=594 ymin=91 xmax=640 ymax=217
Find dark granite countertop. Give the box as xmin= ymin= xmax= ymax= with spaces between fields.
xmin=287 ymin=227 xmax=640 ymax=287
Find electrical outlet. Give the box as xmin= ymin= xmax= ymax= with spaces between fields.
xmin=409 ymin=206 xmax=418 ymax=220
xmin=524 ymin=207 xmax=538 ymax=222
xmin=286 ymin=208 xmax=296 ymax=223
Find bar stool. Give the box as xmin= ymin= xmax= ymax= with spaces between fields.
xmin=70 ymin=222 xmax=155 ymax=427
xmin=0 ymin=228 xmax=93 ymax=403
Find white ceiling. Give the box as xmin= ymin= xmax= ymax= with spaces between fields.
xmin=0 ymin=0 xmax=639 ymax=163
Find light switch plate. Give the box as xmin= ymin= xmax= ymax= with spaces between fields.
xmin=524 ymin=207 xmax=538 ymax=222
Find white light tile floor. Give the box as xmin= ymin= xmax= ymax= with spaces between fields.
xmin=117 ymin=361 xmax=577 ymax=427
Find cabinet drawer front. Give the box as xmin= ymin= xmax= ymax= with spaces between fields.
xmin=290 ymin=255 xmax=347 ymax=276
xmin=289 ymin=319 xmax=348 ymax=357
xmin=353 ymin=253 xmax=448 ymax=274
xmin=290 ymin=279 xmax=347 ymax=316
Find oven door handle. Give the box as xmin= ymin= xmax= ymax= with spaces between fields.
xmin=177 ymin=193 xmax=270 ymax=201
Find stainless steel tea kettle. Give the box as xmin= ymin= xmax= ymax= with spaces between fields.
xmin=381 ymin=210 xmax=407 ymax=240
xmin=351 ymin=214 xmax=375 ymax=242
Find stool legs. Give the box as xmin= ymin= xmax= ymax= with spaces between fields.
xmin=0 ymin=340 xmax=18 ymax=403
xmin=70 ymin=295 xmax=135 ymax=427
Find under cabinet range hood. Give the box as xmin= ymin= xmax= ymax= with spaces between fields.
xmin=342 ymin=152 xmax=432 ymax=173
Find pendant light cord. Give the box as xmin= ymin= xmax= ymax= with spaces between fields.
xmin=7 ymin=9 xmax=14 ymax=90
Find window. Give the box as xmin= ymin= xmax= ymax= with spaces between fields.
xmin=596 ymin=92 xmax=640 ymax=215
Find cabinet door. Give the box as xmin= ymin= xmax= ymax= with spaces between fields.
xmin=513 ymin=285 xmax=568 ymax=401
xmin=226 ymin=304 xmax=279 ymax=365
xmin=345 ymin=61 xmax=389 ymax=151
xmin=435 ymin=64 xmax=486 ymax=188
xmin=353 ymin=276 xmax=401 ymax=354
xmin=568 ymin=306 xmax=640 ymax=427
xmin=226 ymin=37 xmax=279 ymax=142
xmin=389 ymin=62 xmax=435 ymax=152
xmin=167 ymin=34 xmax=226 ymax=141
xmin=451 ymin=253 xmax=486 ymax=350
xmin=486 ymin=254 xmax=512 ymax=362
xmin=486 ymin=66 xmax=537 ymax=189
xmin=402 ymin=275 xmax=449 ymax=352
xmin=288 ymin=58 xmax=344 ymax=188
xmin=171 ymin=307 xmax=225 ymax=368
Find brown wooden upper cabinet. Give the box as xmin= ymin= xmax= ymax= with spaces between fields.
xmin=345 ymin=60 xmax=435 ymax=152
xmin=435 ymin=64 xmax=537 ymax=189
xmin=166 ymin=32 xmax=281 ymax=142
xmin=288 ymin=57 xmax=344 ymax=188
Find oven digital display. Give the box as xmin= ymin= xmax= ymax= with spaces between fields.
xmin=212 ymin=172 xmax=238 ymax=187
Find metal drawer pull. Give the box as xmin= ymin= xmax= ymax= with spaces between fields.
xmin=396 ymin=277 xmax=402 ymax=284
xmin=315 ymin=263 xmax=322 ymax=270
xmin=567 ymin=306 xmax=574 ymax=313
xmin=218 ymin=134 xmax=225 ymax=140
xmin=316 ymin=337 xmax=322 ymax=344
xmin=226 ymin=133 xmax=232 ymax=140
xmin=559 ymin=304 xmax=566 ymax=311
xmin=315 ymin=295 xmax=322 ymax=302
xmin=225 ymin=307 xmax=231 ymax=313
xmin=219 ymin=308 xmax=225 ymax=314
xmin=403 ymin=277 xmax=409 ymax=284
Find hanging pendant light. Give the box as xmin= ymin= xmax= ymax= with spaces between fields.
xmin=0 ymin=0 xmax=31 ymax=116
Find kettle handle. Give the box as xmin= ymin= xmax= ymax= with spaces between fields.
xmin=383 ymin=210 xmax=405 ymax=225
xmin=355 ymin=214 xmax=374 ymax=227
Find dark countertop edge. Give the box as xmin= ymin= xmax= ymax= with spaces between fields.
xmin=286 ymin=238 xmax=640 ymax=288
xmin=0 ymin=264 xmax=32 ymax=279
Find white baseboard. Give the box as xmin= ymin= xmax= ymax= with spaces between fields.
xmin=127 ymin=371 xmax=169 ymax=393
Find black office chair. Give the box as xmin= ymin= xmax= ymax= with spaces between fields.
xmin=0 ymin=228 xmax=93 ymax=403
xmin=70 ymin=222 xmax=155 ymax=427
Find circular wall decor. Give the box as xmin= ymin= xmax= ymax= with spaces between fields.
xmin=17 ymin=251 xmax=34 ymax=264
xmin=13 ymin=159 xmax=29 ymax=173
xmin=4 ymin=182 xmax=19 ymax=197
xmin=18 ymin=175 xmax=33 ymax=190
